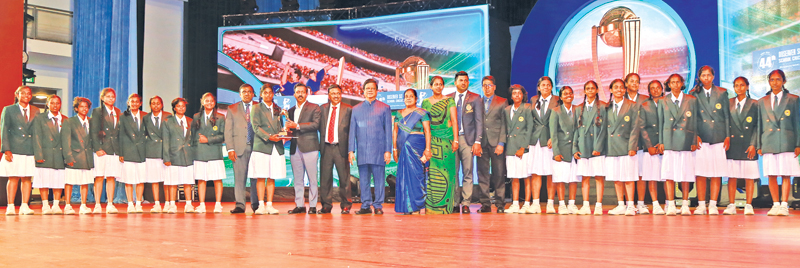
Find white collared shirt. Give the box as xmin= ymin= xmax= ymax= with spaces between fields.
xmin=105 ymin=105 xmax=117 ymax=128
xmin=586 ymin=99 xmax=595 ymax=110
xmin=612 ymin=99 xmax=625 ymax=116
xmin=510 ymin=104 xmax=519 ymax=118
xmin=456 ymin=91 xmax=468 ymax=131
xmin=538 ymin=94 xmax=552 ymax=116
xmin=204 ymin=110 xmax=213 ymax=126
xmin=18 ymin=103 xmax=30 ymax=121
xmin=735 ymin=97 xmax=746 ymax=113
xmin=627 ymin=93 xmax=638 ymax=102
xmin=48 ymin=112 xmax=62 ymax=132
xmin=263 ymin=101 xmax=273 ymax=114
xmin=79 ymin=115 xmax=90 ymax=133
xmin=703 ymin=86 xmax=712 ymax=97
xmin=772 ymin=90 xmax=783 ymax=108
xmin=151 ymin=111 xmax=162 ymax=129
xmin=176 ymin=115 xmax=187 ymax=137
xmin=671 ymin=91 xmax=684 ymax=107
xmin=294 ymin=101 xmax=306 ymax=123
xmin=326 ymin=103 xmax=341 ymax=143
xmin=132 ymin=110 xmax=141 ymax=130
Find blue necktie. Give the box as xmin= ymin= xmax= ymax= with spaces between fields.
xmin=484 ymin=97 xmax=490 ymax=114
xmin=245 ymin=103 xmax=254 ymax=144
xmin=457 ymin=94 xmax=464 ymax=135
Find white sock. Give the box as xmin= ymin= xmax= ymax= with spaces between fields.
xmin=154 ymin=201 xmax=160 ymax=206
xmin=698 ymin=201 xmax=706 ymax=206
xmin=653 ymin=201 xmax=660 ymax=206
xmin=627 ymin=201 xmax=634 ymax=207
xmin=259 ymin=201 xmax=265 ymax=207
xmin=773 ymin=202 xmax=780 ymax=207
xmin=43 ymin=200 xmax=50 ymax=207
xmin=128 ymin=202 xmax=133 ymax=206
xmin=668 ymin=200 xmax=675 ymax=207
xmin=200 ymin=202 xmax=205 ymax=206
xmin=523 ymin=201 xmax=530 ymax=206
xmin=266 ymin=202 xmax=272 ymax=206
xmin=136 ymin=201 xmax=141 ymax=206
xmin=595 ymin=202 xmax=602 ymax=208
xmin=547 ymin=199 xmax=554 ymax=205
xmin=781 ymin=202 xmax=788 ymax=207
xmin=512 ymin=201 xmax=519 ymax=206
xmin=170 ymin=201 xmax=176 ymax=206
xmin=53 ymin=200 xmax=59 ymax=206
xmin=568 ymin=200 xmax=575 ymax=206
xmin=618 ymin=201 xmax=624 ymax=207
xmin=558 ymin=200 xmax=565 ymax=206
xmin=709 ymin=200 xmax=717 ymax=207
xmin=637 ymin=201 xmax=645 ymax=206
xmin=583 ymin=201 xmax=590 ymax=206
xmin=216 ymin=202 xmax=221 ymax=206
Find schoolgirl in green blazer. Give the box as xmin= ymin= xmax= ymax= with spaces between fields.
xmin=503 ymin=85 xmax=534 ymax=214
xmin=191 ymin=93 xmax=227 ymax=213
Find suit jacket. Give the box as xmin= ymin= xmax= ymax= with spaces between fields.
xmin=224 ymin=101 xmax=256 ymax=157
xmin=572 ymin=100 xmax=607 ymax=158
xmin=757 ymin=91 xmax=800 ymax=154
xmin=119 ymin=111 xmax=148 ymax=163
xmin=605 ymin=99 xmax=642 ymax=156
xmin=348 ymin=99 xmax=393 ymax=165
xmin=90 ymin=105 xmax=121 ymax=155
xmin=626 ymin=93 xmax=648 ymax=107
xmin=192 ymin=111 xmax=226 ymax=161
xmin=448 ymin=91 xmax=484 ymax=145
xmin=162 ymin=115 xmax=194 ymax=166
xmin=727 ymin=97 xmax=759 ymax=160
xmin=61 ymin=116 xmax=94 ymax=170
xmin=658 ymin=94 xmax=699 ymax=151
xmin=529 ymin=95 xmax=560 ymax=146
xmin=550 ymin=105 xmax=577 ymax=162
xmin=288 ymin=102 xmax=321 ymax=154
xmin=481 ymin=95 xmax=508 ymax=148
xmin=690 ymin=85 xmax=731 ymax=144
xmin=639 ymin=98 xmax=660 ymax=150
xmin=319 ymin=102 xmax=352 ymax=157
xmin=144 ymin=111 xmax=171 ymax=159
xmin=251 ymin=102 xmax=284 ymax=155
xmin=504 ymin=103 xmax=534 ymax=156
xmin=32 ymin=112 xmax=68 ymax=169
xmin=0 ymin=104 xmax=39 ymax=155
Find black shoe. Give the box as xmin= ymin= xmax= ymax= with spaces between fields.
xmin=374 ymin=208 xmax=384 ymax=215
xmin=355 ymin=208 xmax=372 ymax=215
xmin=230 ymin=207 xmax=245 ymax=214
xmin=341 ymin=207 xmax=351 ymax=214
xmin=478 ymin=205 xmax=492 ymax=213
xmin=403 ymin=212 xmax=413 ymax=215
xmin=308 ymin=207 xmax=317 ymax=214
xmin=318 ymin=207 xmax=332 ymax=214
xmin=288 ymin=207 xmax=306 ymax=214
xmin=461 ymin=205 xmax=471 ymax=214
xmin=497 ymin=207 xmax=505 ymax=213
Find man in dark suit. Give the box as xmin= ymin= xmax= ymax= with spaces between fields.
xmin=224 ymin=84 xmax=258 ymax=213
xmin=476 ymin=76 xmax=507 ymax=213
xmin=286 ymin=83 xmax=321 ymax=214
xmin=318 ymin=84 xmax=353 ymax=214
xmin=448 ymin=71 xmax=485 ymax=214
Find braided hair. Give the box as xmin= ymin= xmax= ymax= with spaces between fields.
xmin=97 ymin=87 xmax=117 ymax=141
xmin=766 ymin=69 xmax=789 ymax=96
xmin=535 ymin=76 xmax=553 ymax=110
xmin=732 ymin=76 xmax=751 ymax=99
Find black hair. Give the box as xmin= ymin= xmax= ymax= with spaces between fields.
xmin=44 ymin=94 xmax=62 ymax=114
xmin=624 ymin=73 xmax=640 ymax=84
xmin=14 ymin=86 xmax=30 ymax=104
xmin=733 ymin=76 xmax=751 ymax=99
xmin=123 ymin=93 xmax=141 ymax=116
xmin=171 ymin=97 xmax=188 ymax=115
xmin=294 ymin=83 xmax=309 ymax=94
xmin=149 ymin=96 xmax=164 ymax=113
xmin=583 ymin=80 xmax=599 ymax=103
xmin=199 ymin=92 xmax=218 ymax=127
xmin=482 ymin=75 xmax=495 ymax=86
xmin=97 ymin=87 xmax=117 ymax=141
xmin=454 ymin=71 xmax=469 ymax=81
xmin=665 ymin=74 xmax=686 ymax=93
xmin=327 ymin=84 xmax=342 ymax=93
xmin=607 ymin=79 xmax=626 ymax=102
xmin=239 ymin=84 xmax=254 ymax=93
xmin=691 ymin=65 xmax=716 ymax=93
xmin=647 ymin=80 xmax=664 ymax=98
xmin=72 ymin=97 xmax=91 ymax=114
xmin=557 ymin=86 xmax=573 ymax=105
xmin=363 ymin=78 xmax=379 ymax=90
xmin=260 ymin=83 xmax=273 ymax=95
xmin=429 ymin=76 xmax=444 ymax=86
xmin=766 ymin=69 xmax=789 ymax=96
xmin=404 ymin=88 xmax=418 ymax=101
xmin=509 ymin=84 xmax=528 ymax=104
xmin=535 ymin=76 xmax=553 ymax=110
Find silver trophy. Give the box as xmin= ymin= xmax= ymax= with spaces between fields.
xmin=592 ymin=7 xmax=641 ymax=102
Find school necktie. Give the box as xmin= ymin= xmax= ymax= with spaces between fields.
xmin=328 ymin=106 xmax=337 ymax=144
xmin=23 ymin=108 xmax=28 ymax=122
xmin=83 ymin=122 xmax=89 ymax=135
xmin=737 ymin=103 xmax=742 ymax=114
xmin=245 ymin=103 xmax=253 ymax=143
xmin=155 ymin=116 xmax=160 ymax=129
xmin=134 ymin=115 xmax=140 ymax=131
xmin=774 ymin=95 xmax=779 ymax=111
xmin=52 ymin=117 xmax=59 ymax=132
xmin=111 ymin=110 xmax=117 ymax=128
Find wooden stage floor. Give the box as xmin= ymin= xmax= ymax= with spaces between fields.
xmin=1 ymin=202 xmax=799 ymax=267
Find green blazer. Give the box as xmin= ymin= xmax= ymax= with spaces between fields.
xmin=90 ymin=106 xmax=121 ymax=155
xmin=626 ymin=93 xmax=648 ymax=107
xmin=119 ymin=111 xmax=147 ymax=163
xmin=550 ymin=104 xmax=577 ymax=162
xmin=573 ymin=100 xmax=607 ymax=158
xmin=0 ymin=104 xmax=39 ymax=155
xmin=727 ymin=97 xmax=759 ymax=160
xmin=605 ymin=99 xmax=642 ymax=156
xmin=504 ymin=103 xmax=534 ymax=156
xmin=757 ymin=91 xmax=800 ymax=154
xmin=192 ymin=111 xmax=226 ymax=161
xmin=61 ymin=116 xmax=94 ymax=170
xmin=162 ymin=115 xmax=194 ymax=166
xmin=251 ymin=102 xmax=284 ymax=155
xmin=32 ymin=112 xmax=68 ymax=169
xmin=529 ymin=95 xmax=560 ymax=147
xmin=144 ymin=111 xmax=171 ymax=159
xmin=638 ymin=98 xmax=661 ymax=150
xmin=690 ymin=85 xmax=731 ymax=144
xmin=658 ymin=93 xmax=699 ymax=151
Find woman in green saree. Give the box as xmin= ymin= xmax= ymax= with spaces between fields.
xmin=421 ymin=76 xmax=459 ymax=214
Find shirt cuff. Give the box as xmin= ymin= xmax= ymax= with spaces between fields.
xmin=475 ymin=141 xmax=481 ymax=145
xmin=227 ymin=149 xmax=235 ymax=153
xmin=498 ymin=142 xmax=504 ymax=147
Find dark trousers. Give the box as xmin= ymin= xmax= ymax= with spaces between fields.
xmin=477 ymin=143 xmax=506 ymax=208
xmin=232 ymin=145 xmax=256 ymax=211
xmin=320 ymin=143 xmax=352 ymax=210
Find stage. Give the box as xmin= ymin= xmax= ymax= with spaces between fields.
xmin=1 ymin=203 xmax=799 ymax=267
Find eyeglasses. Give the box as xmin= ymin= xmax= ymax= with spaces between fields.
xmin=482 ymin=84 xmax=495 ymax=89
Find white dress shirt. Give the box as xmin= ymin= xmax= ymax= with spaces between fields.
xmin=48 ymin=112 xmax=63 ymax=132
xmin=326 ymin=103 xmax=340 ymax=143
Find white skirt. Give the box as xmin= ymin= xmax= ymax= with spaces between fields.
xmin=506 ymin=155 xmax=527 ymax=179
xmin=638 ymin=150 xmax=664 ymax=181
xmin=0 ymin=154 xmax=35 ymax=177
xmin=65 ymin=168 xmax=94 ymax=185
xmin=144 ymin=158 xmax=168 ymax=183
xmin=727 ymin=159 xmax=760 ymax=179
xmin=528 ymin=141 xmax=553 ymax=176
xmin=33 ymin=168 xmax=65 ymax=189
xmin=120 ymin=162 xmax=146 ymax=184
xmin=248 ymin=150 xmax=286 ymax=179
xmin=605 ymin=155 xmax=638 ymax=182
xmin=576 ymin=156 xmax=605 ymax=177
xmin=193 ymin=160 xmax=226 ymax=181
xmin=166 ymin=165 xmax=194 ymax=185
xmin=552 ymin=160 xmax=579 ymax=183
xmin=661 ymin=150 xmax=696 ymax=182
xmin=694 ymin=142 xmax=727 ymax=177
xmin=761 ymin=152 xmax=800 ymax=177
xmin=93 ymin=153 xmax=122 ymax=178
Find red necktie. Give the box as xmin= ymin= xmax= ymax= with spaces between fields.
xmin=327 ymin=106 xmax=337 ymax=143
